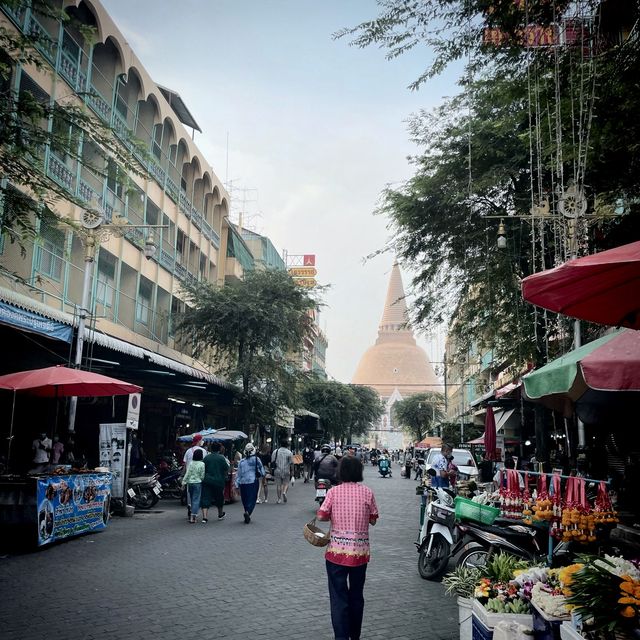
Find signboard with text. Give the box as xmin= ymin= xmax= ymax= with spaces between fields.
xmin=36 ymin=473 xmax=112 ymax=546
xmin=99 ymin=422 xmax=127 ymax=498
xmin=288 ymin=267 xmax=317 ymax=278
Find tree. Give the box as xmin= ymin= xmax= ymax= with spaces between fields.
xmin=338 ymin=1 xmax=640 ymax=370
xmin=179 ymin=269 xmax=319 ymax=429
xmin=393 ymin=392 xmax=445 ymax=443
xmin=0 ymin=0 xmax=147 ymax=259
xmin=349 ymin=385 xmax=384 ymax=442
xmin=300 ymin=380 xmax=384 ymax=444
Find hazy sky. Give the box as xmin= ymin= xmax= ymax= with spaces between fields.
xmin=101 ymin=0 xmax=459 ymax=381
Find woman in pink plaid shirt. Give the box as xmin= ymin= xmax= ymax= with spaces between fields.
xmin=317 ymin=456 xmax=379 ymax=640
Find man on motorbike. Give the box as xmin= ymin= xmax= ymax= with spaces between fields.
xmin=314 ymin=444 xmax=339 ymax=485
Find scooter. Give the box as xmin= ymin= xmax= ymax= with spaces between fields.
xmin=315 ymin=478 xmax=331 ymax=507
xmin=417 ymin=484 xmax=459 ymax=579
xmin=158 ymin=460 xmax=184 ymax=500
xmin=127 ymin=463 xmax=162 ymax=509
xmin=378 ymin=457 xmax=392 ymax=478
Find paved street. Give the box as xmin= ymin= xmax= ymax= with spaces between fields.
xmin=0 ymin=464 xmax=458 ymax=640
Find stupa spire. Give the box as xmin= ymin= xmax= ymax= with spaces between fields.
xmin=379 ymin=261 xmax=410 ymax=333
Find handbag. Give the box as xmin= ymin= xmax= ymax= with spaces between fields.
xmin=270 ymin=448 xmax=279 ymax=473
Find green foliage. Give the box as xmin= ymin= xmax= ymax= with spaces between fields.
xmin=179 ymin=269 xmax=319 ymax=428
xmin=0 ymin=0 xmax=148 ymax=257
xmin=300 ymin=380 xmax=383 ymax=443
xmin=483 ymin=551 xmax=528 ymax=583
xmin=339 ymin=1 xmax=640 ymax=372
xmin=393 ymin=392 xmax=445 ymax=442
xmin=443 ymin=565 xmax=481 ymax=599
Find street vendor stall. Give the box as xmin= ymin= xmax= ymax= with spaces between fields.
xmin=0 ymin=365 xmax=141 ymax=546
xmin=177 ymin=429 xmax=248 ymax=503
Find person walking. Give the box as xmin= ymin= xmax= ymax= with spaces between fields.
xmin=182 ymin=433 xmax=207 ymax=521
xmin=257 ymin=445 xmax=271 ymax=504
xmin=317 ymin=456 xmax=379 ymax=640
xmin=302 ymin=445 xmax=314 ymax=482
xmin=235 ymin=443 xmax=264 ymax=524
xmin=201 ymin=442 xmax=229 ymax=522
xmin=182 ymin=448 xmax=205 ymax=523
xmin=271 ymin=438 xmax=293 ymax=504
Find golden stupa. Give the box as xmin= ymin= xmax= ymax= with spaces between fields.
xmin=351 ymin=262 xmax=439 ymax=399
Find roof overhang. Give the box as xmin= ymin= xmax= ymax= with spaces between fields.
xmin=158 ymin=85 xmax=202 ymax=132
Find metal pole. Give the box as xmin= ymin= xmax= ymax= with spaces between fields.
xmin=68 ymin=233 xmax=97 ymax=433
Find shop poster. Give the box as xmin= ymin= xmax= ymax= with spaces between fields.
xmin=36 ymin=473 xmax=112 ymax=546
xmin=99 ymin=422 xmax=127 ymax=498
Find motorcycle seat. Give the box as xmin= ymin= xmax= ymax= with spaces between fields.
xmin=470 ymin=520 xmax=536 ymax=540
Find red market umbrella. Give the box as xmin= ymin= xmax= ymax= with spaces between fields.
xmin=0 ymin=365 xmax=142 ymax=465
xmin=484 ymin=406 xmax=497 ymax=460
xmin=0 ymin=365 xmax=142 ymax=397
xmin=521 ymin=241 xmax=640 ymax=329
xmin=523 ymin=329 xmax=640 ymax=422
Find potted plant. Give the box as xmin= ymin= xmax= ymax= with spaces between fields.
xmin=443 ymin=566 xmax=482 ymax=640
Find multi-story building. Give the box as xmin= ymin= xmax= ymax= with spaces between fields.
xmin=0 ymin=0 xmax=246 ymax=460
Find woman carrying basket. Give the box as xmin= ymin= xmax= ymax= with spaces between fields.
xmin=317 ymin=456 xmax=378 ymax=640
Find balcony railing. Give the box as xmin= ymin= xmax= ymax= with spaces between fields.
xmin=0 ymin=3 xmax=26 ymax=28
xmin=179 ymin=191 xmax=192 ymax=217
xmin=87 ymin=85 xmax=111 ymax=122
xmin=47 ymin=153 xmax=75 ymax=191
xmin=59 ymin=47 xmax=86 ymax=92
xmin=27 ymin=16 xmax=56 ymax=65
xmin=159 ymin=249 xmax=175 ymax=272
xmin=165 ymin=176 xmax=179 ymax=204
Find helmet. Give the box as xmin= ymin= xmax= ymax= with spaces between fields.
xmin=321 ymin=444 xmax=331 ymax=454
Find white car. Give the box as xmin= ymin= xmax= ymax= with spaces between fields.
xmin=425 ymin=448 xmax=479 ymax=481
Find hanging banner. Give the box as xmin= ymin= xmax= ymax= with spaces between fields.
xmin=99 ymin=422 xmax=127 ymax=498
xmin=0 ymin=301 xmax=73 ymax=342
xmin=126 ymin=393 xmax=141 ymax=430
xmin=36 ymin=473 xmax=112 ymax=546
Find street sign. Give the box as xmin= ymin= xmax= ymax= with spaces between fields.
xmin=294 ymin=278 xmax=317 ymax=288
xmin=303 ymin=254 xmax=316 ymax=266
xmin=288 ymin=267 xmax=317 ymax=277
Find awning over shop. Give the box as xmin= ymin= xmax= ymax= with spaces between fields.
xmin=522 ymin=329 xmax=640 ymax=421
xmin=85 ymin=330 xmax=233 ymax=389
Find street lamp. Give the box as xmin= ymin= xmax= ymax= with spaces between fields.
xmin=67 ymin=209 xmax=168 ymax=432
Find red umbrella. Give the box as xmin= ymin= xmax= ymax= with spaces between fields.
xmin=0 ymin=365 xmax=142 ymax=466
xmin=0 ymin=365 xmax=142 ymax=397
xmin=484 ymin=406 xmax=497 ymax=460
xmin=521 ymin=241 xmax=640 ymax=329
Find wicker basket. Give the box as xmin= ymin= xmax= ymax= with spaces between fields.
xmin=303 ymin=517 xmax=331 ymax=547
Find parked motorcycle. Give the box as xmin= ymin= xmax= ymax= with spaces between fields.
xmin=315 ymin=478 xmax=331 ymax=507
xmin=127 ymin=464 xmax=162 ymax=510
xmin=417 ymin=485 xmax=458 ymax=579
xmin=158 ymin=460 xmax=184 ymax=500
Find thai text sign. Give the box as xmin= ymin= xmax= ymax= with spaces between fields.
xmin=293 ymin=278 xmax=317 ymax=288
xmin=36 ymin=473 xmax=112 ymax=546
xmin=288 ymin=267 xmax=317 ymax=277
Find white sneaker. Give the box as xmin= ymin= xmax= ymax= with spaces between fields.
xmin=256 ymin=498 xmax=262 ymax=504
xmin=264 ymin=498 xmax=268 ymax=503
xmin=276 ymin=498 xmax=281 ymax=504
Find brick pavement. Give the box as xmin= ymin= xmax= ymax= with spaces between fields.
xmin=0 ymin=464 xmax=459 ymax=640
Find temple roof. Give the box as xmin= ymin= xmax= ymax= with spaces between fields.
xmin=351 ymin=262 xmax=440 ymax=398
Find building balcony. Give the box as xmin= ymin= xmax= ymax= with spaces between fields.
xmin=224 ymin=256 xmax=244 ymax=282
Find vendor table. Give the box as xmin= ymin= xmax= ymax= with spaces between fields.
xmin=0 ymin=472 xmax=112 ymax=547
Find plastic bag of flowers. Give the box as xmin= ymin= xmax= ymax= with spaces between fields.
xmin=565 ymin=554 xmax=640 ymax=637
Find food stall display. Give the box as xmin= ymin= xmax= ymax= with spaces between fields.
xmin=0 ymin=365 xmax=141 ymax=547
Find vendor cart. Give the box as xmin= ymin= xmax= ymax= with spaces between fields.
xmin=0 ymin=470 xmax=112 ymax=546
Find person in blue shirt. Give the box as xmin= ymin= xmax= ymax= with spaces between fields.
xmin=235 ymin=443 xmax=265 ymax=524
xmin=432 ymin=443 xmax=452 ymax=489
